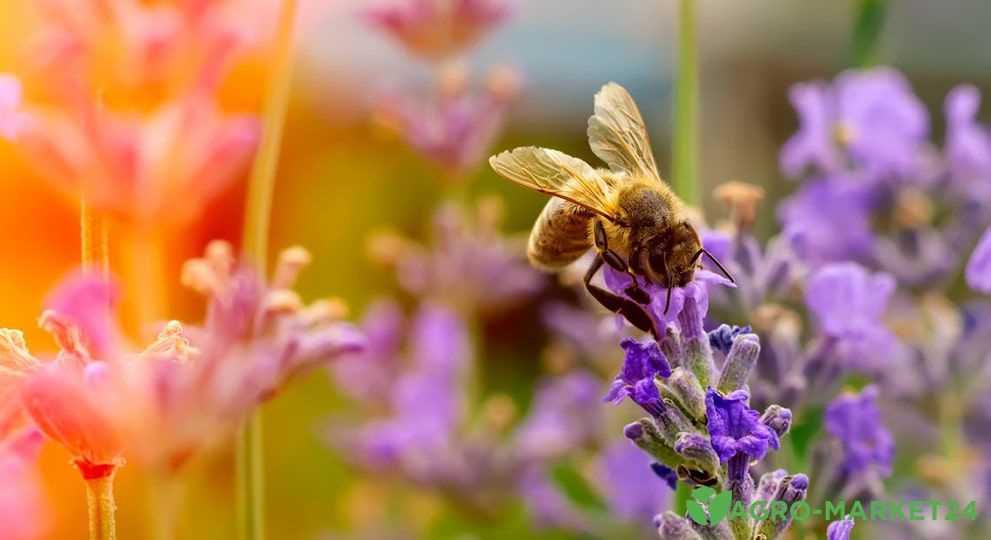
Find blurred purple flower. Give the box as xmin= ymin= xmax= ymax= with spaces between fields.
xmin=805 ymin=263 xmax=901 ymax=372
xmin=597 ymin=441 xmax=670 ymax=523
xmin=966 ymin=226 xmax=991 ymax=293
xmin=604 ymin=338 xmax=670 ymax=415
xmin=378 ymin=69 xmax=519 ymax=173
xmin=518 ymin=466 xmax=588 ymax=531
xmin=363 ymin=0 xmax=512 ymax=60
xmin=383 ymin=201 xmax=543 ymax=314
xmin=824 ymin=386 xmax=894 ymax=477
xmin=705 ymin=389 xmax=779 ymax=463
xmin=329 ymin=300 xmax=404 ymax=403
xmin=778 ymin=176 xmax=875 ymax=264
xmin=945 ymin=85 xmax=991 ymax=184
xmin=781 ymin=67 xmax=929 ymax=179
xmin=515 ymin=371 xmax=601 ymax=461
xmin=826 ymin=516 xmax=855 ymax=540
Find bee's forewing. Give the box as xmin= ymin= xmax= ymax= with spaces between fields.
xmin=488 ymin=146 xmax=620 ymax=221
xmin=587 ymin=82 xmax=662 ymax=183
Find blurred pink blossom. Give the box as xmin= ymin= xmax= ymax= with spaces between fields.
xmin=0 ymin=249 xmax=363 ymax=473
xmin=0 ymin=75 xmax=25 ymax=140
xmin=363 ymin=0 xmax=513 ymax=60
xmin=0 ymin=430 xmax=48 ymax=540
xmin=376 ymin=66 xmax=521 ymax=173
xmin=17 ymin=97 xmax=260 ymax=225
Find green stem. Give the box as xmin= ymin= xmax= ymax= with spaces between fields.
xmin=672 ymin=0 xmax=699 ymax=206
xmin=674 ymin=481 xmax=692 ymax=515
xmin=851 ymin=0 xmax=887 ymax=67
xmin=237 ymin=2 xmax=299 ymax=540
xmin=85 ymin=472 xmax=118 ymax=540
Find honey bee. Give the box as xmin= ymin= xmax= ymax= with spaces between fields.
xmin=489 ymin=82 xmax=732 ymax=335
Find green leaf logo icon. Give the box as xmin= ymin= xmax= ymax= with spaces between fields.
xmin=708 ymin=490 xmax=732 ymax=524
xmin=686 ymin=486 xmax=732 ymax=525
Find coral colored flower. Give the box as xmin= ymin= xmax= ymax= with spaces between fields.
xmin=0 ymin=277 xmax=125 ymax=475
xmin=363 ymin=0 xmax=512 ymax=60
xmin=0 ymin=430 xmax=48 ymax=540
xmin=18 ymin=97 xmax=259 ymax=225
xmin=0 ymin=74 xmax=25 ymax=140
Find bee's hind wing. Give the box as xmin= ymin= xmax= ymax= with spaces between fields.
xmin=588 ymin=83 xmax=662 ymax=182
xmin=489 ymin=146 xmax=622 ymax=223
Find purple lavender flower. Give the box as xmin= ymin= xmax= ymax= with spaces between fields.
xmin=705 ymin=389 xmax=779 ymax=463
xmin=603 ymin=266 xmax=733 ymax=333
xmin=330 ymin=300 xmax=404 ymax=403
xmin=604 ymin=338 xmax=671 ymax=415
xmin=966 ymin=226 xmax=991 ymax=293
xmin=826 ymin=516 xmax=855 ymax=540
xmin=781 ymin=67 xmax=929 ymax=179
xmin=945 ymin=85 xmax=991 ymax=184
xmin=804 ymin=262 xmax=901 ymax=372
xmin=597 ymin=441 xmax=670 ymax=523
xmin=824 ymin=386 xmax=894 ymax=477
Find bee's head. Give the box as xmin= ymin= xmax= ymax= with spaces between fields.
xmin=637 ymin=222 xmax=703 ymax=289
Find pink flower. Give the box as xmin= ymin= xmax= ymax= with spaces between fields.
xmin=18 ymin=97 xmax=259 ymax=225
xmin=0 ymin=74 xmax=25 ymax=140
xmin=0 ymin=430 xmax=48 ymax=540
xmin=376 ymin=65 xmax=521 ymax=173
xmin=363 ymin=0 xmax=513 ymax=60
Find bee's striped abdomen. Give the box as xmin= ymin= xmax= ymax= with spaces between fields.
xmin=527 ymin=197 xmax=594 ymax=270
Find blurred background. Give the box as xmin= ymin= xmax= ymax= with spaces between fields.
xmin=1 ymin=1 xmax=991 ymax=539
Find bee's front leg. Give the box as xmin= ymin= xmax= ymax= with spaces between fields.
xmin=593 ymin=221 xmax=650 ymax=305
xmin=584 ymin=253 xmax=659 ymax=339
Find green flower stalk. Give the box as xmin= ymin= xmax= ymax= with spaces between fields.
xmin=238 ymin=1 xmax=300 ymax=539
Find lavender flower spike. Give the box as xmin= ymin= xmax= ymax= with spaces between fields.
xmin=753 ymin=474 xmax=809 ymax=540
xmin=705 ymin=389 xmax=779 ymax=463
xmin=966 ymin=226 xmax=991 ymax=293
xmin=827 ymin=516 xmax=855 ymax=540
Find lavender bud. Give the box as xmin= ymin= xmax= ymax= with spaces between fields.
xmin=716 ymin=333 xmax=760 ymax=393
xmin=760 ymin=405 xmax=793 ymax=439
xmin=755 ymin=469 xmax=787 ymax=501
xmin=656 ymin=512 xmax=704 ymax=540
xmin=682 ymin=335 xmax=715 ymax=390
xmin=753 ymin=473 xmax=809 ymax=540
xmin=826 ymin=516 xmax=855 ymax=540
xmin=689 ymin=518 xmax=735 ymax=540
xmin=625 ymin=419 xmax=682 ymax=467
xmin=655 ymin=398 xmax=695 ymax=443
xmin=661 ymin=368 xmax=707 ymax=422
xmin=660 ymin=325 xmax=684 ymax=368
xmin=674 ymin=432 xmax=722 ymax=484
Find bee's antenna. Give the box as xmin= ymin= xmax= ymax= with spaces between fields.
xmin=692 ymin=248 xmax=736 ymax=284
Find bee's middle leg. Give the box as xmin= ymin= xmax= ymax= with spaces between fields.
xmin=593 ymin=221 xmax=650 ymax=305
xmin=584 ymin=253 xmax=658 ymax=339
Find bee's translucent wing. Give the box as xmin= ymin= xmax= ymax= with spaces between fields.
xmin=489 ymin=146 xmax=622 ymax=222
xmin=587 ymin=82 xmax=661 ymax=182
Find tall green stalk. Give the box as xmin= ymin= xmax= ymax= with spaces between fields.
xmin=237 ymin=1 xmax=299 ymax=539
xmin=672 ymin=0 xmax=700 ymax=515
xmin=851 ymin=0 xmax=888 ymax=67
xmin=672 ymin=0 xmax=700 ymax=206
